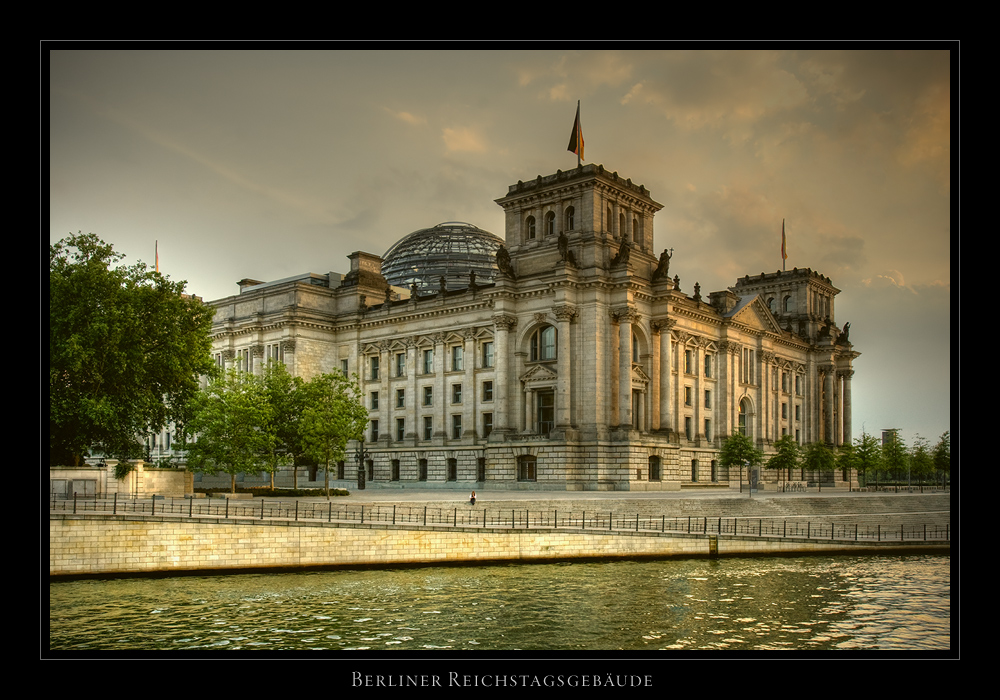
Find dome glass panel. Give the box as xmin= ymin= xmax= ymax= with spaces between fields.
xmin=381 ymin=222 xmax=503 ymax=293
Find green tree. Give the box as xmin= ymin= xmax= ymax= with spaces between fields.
xmin=836 ymin=442 xmax=860 ymax=490
xmin=933 ymin=431 xmax=951 ymax=489
xmin=766 ymin=434 xmax=800 ymax=489
xmin=853 ymin=431 xmax=883 ymax=488
xmin=260 ymin=361 xmax=307 ymax=490
xmin=882 ymin=430 xmax=908 ymax=487
xmin=184 ymin=368 xmax=275 ymax=493
xmin=49 ymin=233 xmax=216 ymax=466
xmin=909 ymin=434 xmax=935 ymax=487
xmin=802 ymin=441 xmax=836 ymax=491
xmin=720 ymin=432 xmax=763 ymax=493
xmin=299 ymin=372 xmax=368 ymax=498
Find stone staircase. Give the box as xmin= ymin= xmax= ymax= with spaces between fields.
xmin=371 ymin=493 xmax=951 ymax=530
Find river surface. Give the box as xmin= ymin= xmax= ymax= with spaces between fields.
xmin=48 ymin=554 xmax=949 ymax=653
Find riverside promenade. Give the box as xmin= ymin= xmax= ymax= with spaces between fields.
xmin=49 ymin=487 xmax=951 ymax=578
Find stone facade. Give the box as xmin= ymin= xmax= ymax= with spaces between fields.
xmin=206 ymin=164 xmax=859 ymax=491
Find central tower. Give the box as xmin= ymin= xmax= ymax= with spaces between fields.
xmin=494 ymin=163 xmax=663 ymax=279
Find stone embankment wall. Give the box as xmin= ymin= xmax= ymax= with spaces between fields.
xmin=50 ymin=507 xmax=948 ymax=578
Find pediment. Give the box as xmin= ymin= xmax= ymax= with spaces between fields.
xmin=631 ymin=363 xmax=651 ymax=386
xmin=730 ymin=295 xmax=784 ymax=334
xmin=520 ymin=362 xmax=558 ymax=384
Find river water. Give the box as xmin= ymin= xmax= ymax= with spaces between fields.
xmin=48 ymin=553 xmax=950 ymax=654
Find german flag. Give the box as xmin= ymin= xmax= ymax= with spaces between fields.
xmin=567 ymin=101 xmax=584 ymax=161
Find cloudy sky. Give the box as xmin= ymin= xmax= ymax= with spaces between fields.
xmin=48 ymin=48 xmax=953 ymax=447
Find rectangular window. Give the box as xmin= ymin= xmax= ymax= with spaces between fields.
xmin=424 ymin=416 xmax=433 ymax=440
xmin=396 ymin=352 xmax=405 ymax=377
xmin=482 ymin=412 xmax=493 ymax=439
xmin=418 ymin=459 xmax=428 ymax=481
xmin=370 ymin=419 xmax=379 ymax=441
xmin=782 ymin=372 xmax=788 ymax=393
xmin=741 ymin=348 xmax=755 ymax=384
xmin=536 ymin=390 xmax=554 ymax=435
xmin=482 ymin=380 xmax=493 ymax=402
xmin=482 ymin=341 xmax=494 ymax=368
xmin=685 ymin=417 xmax=692 ymax=441
xmin=423 ymin=386 xmax=433 ymax=406
xmin=391 ymin=459 xmax=400 ymax=481
xmin=704 ymin=390 xmax=711 ymax=409
xmin=396 ymin=388 xmax=405 ymax=408
xmin=396 ymin=418 xmax=405 ymax=441
xmin=782 ymin=402 xmax=788 ymax=419
xmin=684 ymin=387 xmax=692 ymax=406
xmin=452 ymin=345 xmax=464 ymax=371
xmin=704 ymin=354 xmax=712 ymax=378
xmin=370 ymin=356 xmax=380 ymax=380
xmin=704 ymin=419 xmax=712 ymax=441
xmin=341 ymin=359 xmax=349 ymax=376
xmin=423 ymin=349 xmax=434 ymax=374
xmin=447 ymin=458 xmax=457 ymax=481
xmin=795 ymin=404 xmax=801 ymax=421
xmin=452 ymin=415 xmax=462 ymax=439
xmin=517 ymin=455 xmax=536 ymax=482
xmin=452 ymin=384 xmax=462 ymax=404
xmin=685 ymin=349 xmax=693 ymax=374
xmin=370 ymin=391 xmax=379 ymax=410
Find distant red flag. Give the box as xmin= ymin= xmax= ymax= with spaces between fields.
xmin=567 ymin=101 xmax=584 ymax=161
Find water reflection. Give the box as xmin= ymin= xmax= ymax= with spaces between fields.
xmin=49 ymin=554 xmax=949 ymax=652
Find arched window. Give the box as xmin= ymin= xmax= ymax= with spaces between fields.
xmin=620 ymin=212 xmax=627 ymax=240
xmin=768 ymin=297 xmax=775 ymax=313
xmin=525 ymin=215 xmax=536 ymax=240
xmin=739 ymin=398 xmax=752 ymax=437
xmin=633 ymin=216 xmax=640 ymax=246
xmin=608 ymin=206 xmax=614 ymax=236
xmin=565 ymin=206 xmax=575 ymax=231
xmin=530 ymin=325 xmax=557 ymax=361
xmin=545 ymin=211 xmax=555 ymax=236
xmin=783 ymin=295 xmax=792 ymax=313
xmin=632 ymin=331 xmax=639 ymax=363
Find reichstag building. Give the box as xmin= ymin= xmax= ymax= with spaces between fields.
xmin=207 ymin=163 xmax=859 ymax=490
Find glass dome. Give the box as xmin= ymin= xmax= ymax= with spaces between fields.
xmin=381 ymin=222 xmax=504 ymax=294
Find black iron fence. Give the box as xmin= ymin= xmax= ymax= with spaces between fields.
xmin=50 ymin=493 xmax=950 ymax=544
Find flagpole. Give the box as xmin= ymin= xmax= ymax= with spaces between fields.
xmin=781 ymin=219 xmax=786 ymax=272
xmin=577 ymin=101 xmax=581 ymax=167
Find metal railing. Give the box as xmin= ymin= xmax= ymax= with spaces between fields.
xmin=50 ymin=493 xmax=950 ymax=544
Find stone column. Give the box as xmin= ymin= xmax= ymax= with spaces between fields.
xmin=433 ymin=334 xmax=446 ymax=438
xmin=615 ymin=308 xmax=636 ymax=429
xmin=650 ymin=322 xmax=662 ymax=431
xmin=553 ymin=305 xmax=576 ymax=429
xmin=463 ymin=328 xmax=476 ymax=439
xmin=251 ymin=344 xmax=265 ymax=376
xmin=492 ymin=314 xmax=516 ymax=433
xmin=841 ymin=369 xmax=854 ymax=446
xmin=279 ymin=339 xmax=296 ymax=378
xmin=406 ymin=338 xmax=417 ymax=439
xmin=823 ymin=365 xmax=835 ymax=445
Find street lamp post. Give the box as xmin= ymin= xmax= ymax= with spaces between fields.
xmin=354 ymin=437 xmax=371 ymax=490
